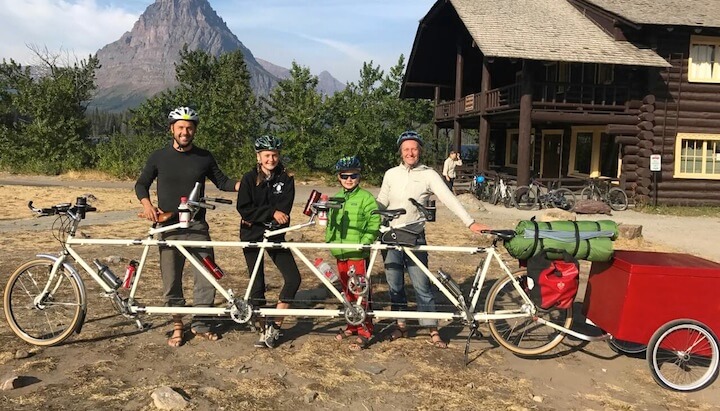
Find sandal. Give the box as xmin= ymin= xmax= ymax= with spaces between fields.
xmin=192 ymin=329 xmax=220 ymax=341
xmin=428 ymin=331 xmax=447 ymax=349
xmin=388 ymin=324 xmax=408 ymax=342
xmin=349 ymin=335 xmax=370 ymax=351
xmin=335 ymin=328 xmax=355 ymax=342
xmin=168 ymin=322 xmax=184 ymax=347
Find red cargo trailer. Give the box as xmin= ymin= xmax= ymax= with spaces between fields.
xmin=583 ymin=250 xmax=720 ymax=391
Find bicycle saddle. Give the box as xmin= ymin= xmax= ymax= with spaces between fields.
xmin=372 ymin=209 xmax=407 ymax=219
xmin=483 ymin=229 xmax=516 ymax=241
xmin=136 ymin=211 xmax=174 ymax=223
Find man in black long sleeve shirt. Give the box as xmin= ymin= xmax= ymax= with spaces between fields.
xmin=135 ymin=106 xmax=240 ymax=347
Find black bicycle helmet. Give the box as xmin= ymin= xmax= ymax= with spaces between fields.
xmin=254 ymin=135 xmax=283 ymax=152
xmin=334 ymin=156 xmax=362 ymax=172
xmin=168 ymin=106 xmax=199 ymax=124
xmin=396 ymin=130 xmax=424 ymax=147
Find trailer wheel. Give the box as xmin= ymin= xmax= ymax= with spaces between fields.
xmin=647 ymin=319 xmax=719 ymax=391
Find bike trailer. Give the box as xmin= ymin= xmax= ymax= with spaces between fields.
xmin=504 ymin=219 xmax=618 ymax=261
xmin=583 ymin=250 xmax=720 ymax=346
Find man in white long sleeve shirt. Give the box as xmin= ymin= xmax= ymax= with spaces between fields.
xmin=377 ymin=130 xmax=490 ymax=348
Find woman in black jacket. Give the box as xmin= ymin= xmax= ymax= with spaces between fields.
xmin=236 ymin=135 xmax=301 ymax=349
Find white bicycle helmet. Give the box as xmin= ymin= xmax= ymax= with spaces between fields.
xmin=168 ymin=107 xmax=199 ymax=124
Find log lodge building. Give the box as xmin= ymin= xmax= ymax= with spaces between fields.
xmin=401 ymin=0 xmax=720 ymax=205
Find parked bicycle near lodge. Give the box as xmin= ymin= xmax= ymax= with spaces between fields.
xmin=580 ymin=177 xmax=629 ymax=211
xmin=514 ymin=176 xmax=576 ymax=211
xmin=477 ymin=172 xmax=515 ymax=207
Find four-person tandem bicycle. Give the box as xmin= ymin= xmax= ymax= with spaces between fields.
xmin=4 ymin=185 xmax=719 ymax=392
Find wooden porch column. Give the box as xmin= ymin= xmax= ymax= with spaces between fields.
xmin=433 ymin=86 xmax=441 ymax=162
xmin=453 ymin=42 xmax=464 ymax=151
xmin=477 ymin=56 xmax=491 ymax=172
xmin=517 ymin=61 xmax=533 ymax=186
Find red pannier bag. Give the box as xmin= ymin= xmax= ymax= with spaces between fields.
xmin=525 ymin=249 xmax=580 ymax=310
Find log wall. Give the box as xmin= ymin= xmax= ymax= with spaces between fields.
xmin=621 ymin=30 xmax=720 ymax=206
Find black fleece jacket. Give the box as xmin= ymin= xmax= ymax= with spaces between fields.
xmin=236 ymin=164 xmax=295 ymax=241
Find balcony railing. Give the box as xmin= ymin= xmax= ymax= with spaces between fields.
xmin=534 ymin=82 xmax=630 ymax=109
xmin=434 ymin=82 xmax=631 ymax=120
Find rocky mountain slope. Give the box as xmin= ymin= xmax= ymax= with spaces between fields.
xmin=93 ymin=0 xmax=279 ymax=111
xmin=256 ymin=58 xmax=346 ymax=96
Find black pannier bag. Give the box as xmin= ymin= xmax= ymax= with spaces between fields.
xmin=525 ymin=249 xmax=580 ymax=310
xmin=380 ymin=222 xmax=424 ymax=246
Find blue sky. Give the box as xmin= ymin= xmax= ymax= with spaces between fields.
xmin=0 ymin=0 xmax=436 ymax=83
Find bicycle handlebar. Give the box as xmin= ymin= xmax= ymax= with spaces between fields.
xmin=28 ymin=197 xmax=97 ymax=218
xmin=409 ymin=198 xmax=433 ymax=221
xmin=202 ymin=197 xmax=233 ymax=205
xmin=187 ymin=200 xmax=215 ymax=210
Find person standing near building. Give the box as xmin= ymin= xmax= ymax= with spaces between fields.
xmin=325 ymin=156 xmax=380 ymax=350
xmin=442 ymin=150 xmax=463 ymax=193
xmin=377 ymin=131 xmax=490 ymax=348
xmin=136 ymin=106 xmax=240 ymax=347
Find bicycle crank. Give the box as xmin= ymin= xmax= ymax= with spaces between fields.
xmin=344 ymin=305 xmax=367 ymax=326
xmin=230 ymin=299 xmax=253 ymax=324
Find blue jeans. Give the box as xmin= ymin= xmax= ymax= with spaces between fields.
xmin=383 ymin=234 xmax=437 ymax=327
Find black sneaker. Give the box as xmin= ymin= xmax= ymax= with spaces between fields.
xmin=264 ymin=322 xmax=281 ymax=348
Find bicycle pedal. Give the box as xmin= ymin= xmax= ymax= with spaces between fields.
xmin=135 ymin=319 xmax=151 ymax=330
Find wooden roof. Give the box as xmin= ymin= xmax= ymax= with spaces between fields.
xmin=584 ymin=0 xmax=720 ymax=27
xmin=450 ymin=0 xmax=669 ymax=67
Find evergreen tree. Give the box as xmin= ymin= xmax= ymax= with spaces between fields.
xmin=261 ymin=62 xmax=324 ymax=171
xmin=0 ymin=52 xmax=99 ymax=174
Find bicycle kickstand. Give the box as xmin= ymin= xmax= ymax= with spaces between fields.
xmin=463 ymin=321 xmax=483 ymax=367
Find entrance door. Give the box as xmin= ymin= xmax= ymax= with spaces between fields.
xmin=541 ymin=131 xmax=563 ymax=178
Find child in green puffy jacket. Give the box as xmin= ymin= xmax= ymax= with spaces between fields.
xmin=325 ymin=156 xmax=380 ymax=350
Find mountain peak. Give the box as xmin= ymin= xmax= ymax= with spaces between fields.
xmin=93 ymin=0 xmax=276 ymax=111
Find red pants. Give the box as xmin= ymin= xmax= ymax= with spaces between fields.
xmin=337 ymin=259 xmax=373 ymax=339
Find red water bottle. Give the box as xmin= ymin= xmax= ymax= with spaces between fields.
xmin=202 ymin=256 xmax=225 ymax=280
xmin=122 ymin=260 xmax=139 ymax=289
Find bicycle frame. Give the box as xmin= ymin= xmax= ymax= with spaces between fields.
xmin=17 ymin=196 xmax=610 ymax=356
xmin=37 ymin=208 xmax=535 ymax=326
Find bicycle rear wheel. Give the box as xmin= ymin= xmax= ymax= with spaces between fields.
xmin=485 ymin=270 xmax=573 ymax=356
xmin=514 ymin=186 xmax=537 ymax=210
xmin=607 ymin=187 xmax=629 ymax=211
xmin=4 ymin=259 xmax=83 ymax=346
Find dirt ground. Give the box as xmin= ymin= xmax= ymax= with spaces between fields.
xmin=0 ymin=177 xmax=719 ymax=410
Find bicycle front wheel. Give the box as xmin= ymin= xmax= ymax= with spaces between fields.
xmin=607 ymin=187 xmax=629 ymax=211
xmin=550 ymin=188 xmax=576 ymax=211
xmin=485 ymin=270 xmax=573 ymax=356
xmin=503 ymin=186 xmax=516 ymax=208
xmin=514 ymin=186 xmax=537 ymax=210
xmin=581 ymin=186 xmax=601 ymax=201
xmin=4 ymin=259 xmax=83 ymax=346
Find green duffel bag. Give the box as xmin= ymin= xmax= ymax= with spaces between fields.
xmin=504 ymin=219 xmax=618 ymax=261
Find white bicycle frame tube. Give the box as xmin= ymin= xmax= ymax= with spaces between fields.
xmin=55 ymin=208 xmax=542 ymax=325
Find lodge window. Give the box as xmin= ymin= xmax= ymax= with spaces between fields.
xmin=569 ymin=127 xmax=620 ymax=178
xmin=595 ymin=64 xmax=614 ymax=85
xmin=674 ymin=133 xmax=720 ymax=179
xmin=689 ymin=35 xmax=720 ymax=83
xmin=505 ymin=129 xmax=535 ymax=168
